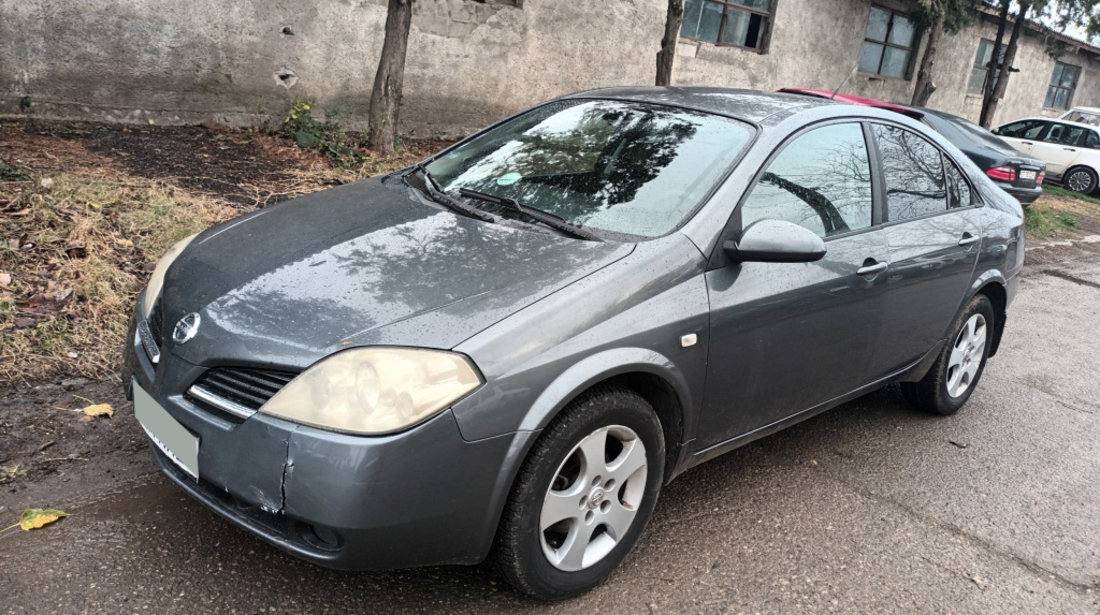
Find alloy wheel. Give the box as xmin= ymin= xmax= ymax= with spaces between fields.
xmin=946 ymin=313 xmax=987 ymax=398
xmin=539 ymin=425 xmax=648 ymax=572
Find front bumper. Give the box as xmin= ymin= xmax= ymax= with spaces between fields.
xmin=123 ymin=308 xmax=525 ymax=570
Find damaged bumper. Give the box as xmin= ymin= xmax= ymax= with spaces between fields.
xmin=124 ymin=312 xmax=523 ymax=570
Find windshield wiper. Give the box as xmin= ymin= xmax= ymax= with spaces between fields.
xmin=457 ymin=188 xmax=601 ymax=241
xmin=405 ymin=164 xmax=495 ymax=223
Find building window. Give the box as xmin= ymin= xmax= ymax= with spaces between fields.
xmin=1046 ymin=62 xmax=1081 ymax=109
xmin=858 ymin=6 xmax=917 ymax=79
xmin=681 ymin=0 xmax=773 ymax=52
xmin=968 ymin=39 xmax=1005 ymax=95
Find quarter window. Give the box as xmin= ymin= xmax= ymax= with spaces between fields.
xmin=944 ymin=158 xmax=972 ymax=209
xmin=859 ymin=6 xmax=917 ymax=79
xmin=681 ymin=0 xmax=774 ymax=51
xmin=740 ymin=123 xmax=873 ymax=238
xmin=1046 ymin=62 xmax=1081 ymax=109
xmin=872 ymin=125 xmax=947 ymax=221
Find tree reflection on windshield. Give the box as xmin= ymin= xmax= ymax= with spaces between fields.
xmin=425 ymin=100 xmax=754 ymax=238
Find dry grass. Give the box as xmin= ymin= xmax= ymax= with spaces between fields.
xmin=0 ymin=127 xmax=445 ymax=385
xmin=1 ymin=174 xmax=239 ymax=383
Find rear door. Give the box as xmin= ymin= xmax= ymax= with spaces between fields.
xmin=866 ymin=124 xmax=982 ymax=378
xmin=698 ymin=122 xmax=890 ymax=449
xmin=1028 ymin=122 xmax=1088 ymax=175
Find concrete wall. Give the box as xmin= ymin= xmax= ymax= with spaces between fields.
xmin=2 ymin=0 xmax=1099 ymax=135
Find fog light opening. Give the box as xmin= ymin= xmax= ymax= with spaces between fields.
xmin=301 ymin=523 xmax=342 ymax=551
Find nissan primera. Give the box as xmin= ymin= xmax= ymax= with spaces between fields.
xmin=123 ymin=88 xmax=1024 ymax=600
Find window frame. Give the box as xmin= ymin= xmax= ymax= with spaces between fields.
xmin=967 ymin=38 xmax=1005 ymax=95
xmin=679 ymin=0 xmax=776 ymax=54
xmin=1045 ymin=62 xmax=1081 ymax=110
xmin=859 ymin=5 xmax=919 ymax=80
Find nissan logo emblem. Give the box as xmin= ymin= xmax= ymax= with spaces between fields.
xmin=173 ymin=312 xmax=201 ymax=345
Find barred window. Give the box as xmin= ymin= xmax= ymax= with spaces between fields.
xmin=858 ymin=6 xmax=917 ymax=79
xmin=681 ymin=0 xmax=774 ymax=52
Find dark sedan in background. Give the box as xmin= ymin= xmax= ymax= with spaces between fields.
xmin=125 ymin=88 xmax=1025 ymax=600
xmin=780 ymin=89 xmax=1046 ymax=205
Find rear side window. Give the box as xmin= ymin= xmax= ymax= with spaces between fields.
xmin=944 ymin=157 xmax=972 ymax=209
xmin=872 ymin=124 xmax=947 ymax=221
xmin=997 ymin=120 xmax=1047 ymax=139
xmin=1044 ymin=123 xmax=1086 ymax=146
xmin=740 ymin=123 xmax=873 ymax=238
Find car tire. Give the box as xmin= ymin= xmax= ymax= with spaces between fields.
xmin=902 ymin=295 xmax=995 ymax=416
xmin=1064 ymin=166 xmax=1098 ymax=194
xmin=493 ymin=386 xmax=664 ymax=600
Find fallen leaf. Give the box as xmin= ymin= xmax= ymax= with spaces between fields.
xmin=0 ymin=273 xmax=9 ymax=286
xmin=39 ymin=177 xmax=54 ymax=190
xmin=19 ymin=508 xmax=68 ymax=530
xmin=7 ymin=208 xmax=30 ymax=217
xmin=82 ymin=403 xmax=114 ymax=418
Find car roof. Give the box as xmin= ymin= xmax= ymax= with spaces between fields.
xmin=776 ymin=88 xmax=925 ymax=120
xmin=1003 ymin=117 xmax=1100 ymax=130
xmin=1063 ymin=106 xmax=1100 ymax=114
xmin=562 ymin=86 xmax=841 ymax=125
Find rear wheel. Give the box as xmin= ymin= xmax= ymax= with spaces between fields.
xmin=902 ymin=295 xmax=994 ymax=415
xmin=493 ymin=386 xmax=664 ymax=600
xmin=1065 ymin=166 xmax=1097 ymax=194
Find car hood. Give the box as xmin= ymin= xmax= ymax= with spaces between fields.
xmin=160 ymin=177 xmax=634 ymax=368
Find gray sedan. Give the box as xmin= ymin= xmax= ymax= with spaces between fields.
xmin=123 ymin=88 xmax=1024 ymax=600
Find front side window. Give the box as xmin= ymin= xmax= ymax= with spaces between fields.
xmin=858 ymin=6 xmax=917 ymax=79
xmin=968 ymin=39 xmax=1005 ymax=95
xmin=681 ymin=0 xmax=774 ymax=51
xmin=740 ymin=123 xmax=873 ymax=238
xmin=425 ymin=99 xmax=754 ymax=238
xmin=1046 ymin=62 xmax=1081 ymax=109
xmin=997 ymin=119 xmax=1048 ymax=139
xmin=872 ymin=125 xmax=947 ymax=221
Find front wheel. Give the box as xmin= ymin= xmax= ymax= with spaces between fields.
xmin=902 ymin=295 xmax=994 ymax=415
xmin=493 ymin=386 xmax=664 ymax=600
xmin=1065 ymin=166 xmax=1098 ymax=194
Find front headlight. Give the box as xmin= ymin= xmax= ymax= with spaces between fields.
xmin=259 ymin=347 xmax=483 ymax=435
xmin=142 ymin=233 xmax=199 ymax=319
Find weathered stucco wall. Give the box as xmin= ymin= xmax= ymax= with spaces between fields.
xmin=2 ymin=0 xmax=1098 ymax=135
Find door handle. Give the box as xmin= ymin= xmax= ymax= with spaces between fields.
xmin=856 ymin=261 xmax=889 ymax=276
xmin=1021 ymin=141 xmax=1033 ymax=145
xmin=1064 ymin=147 xmax=1077 ymax=152
xmin=958 ymin=233 xmax=980 ymax=246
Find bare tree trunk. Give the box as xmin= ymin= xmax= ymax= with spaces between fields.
xmin=979 ymin=0 xmax=1012 ymax=128
xmin=368 ymin=0 xmax=413 ymax=154
xmin=910 ymin=13 xmax=944 ymax=107
xmin=656 ymin=0 xmax=684 ymax=86
xmin=980 ymin=3 xmax=1027 ymax=128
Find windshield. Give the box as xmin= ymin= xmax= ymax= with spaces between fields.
xmin=424 ymin=99 xmax=754 ymax=238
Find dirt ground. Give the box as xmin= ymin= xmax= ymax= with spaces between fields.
xmin=0 ymin=118 xmax=450 ymax=502
xmin=1 ymin=117 xmax=1099 ymax=508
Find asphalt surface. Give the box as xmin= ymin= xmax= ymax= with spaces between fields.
xmin=2 ymin=256 xmax=1098 ymax=614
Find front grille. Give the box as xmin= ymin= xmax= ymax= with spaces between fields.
xmin=186 ymin=367 xmax=298 ymax=422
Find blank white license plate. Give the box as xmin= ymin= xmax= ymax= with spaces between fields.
xmin=133 ymin=381 xmax=199 ymax=480
xmin=1019 ymin=169 xmax=1037 ymax=181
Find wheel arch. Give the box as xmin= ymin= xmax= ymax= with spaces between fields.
xmin=1064 ymin=164 xmax=1099 ymax=193
xmin=514 ymin=347 xmax=693 ymax=483
xmin=975 ymin=280 xmax=1008 ymax=357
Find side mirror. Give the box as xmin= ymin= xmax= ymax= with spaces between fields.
xmin=724 ymin=219 xmax=827 ymax=263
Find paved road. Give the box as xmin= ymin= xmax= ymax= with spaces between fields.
xmin=2 ymin=258 xmax=1098 ymax=614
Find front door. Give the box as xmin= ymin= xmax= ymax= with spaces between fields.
xmin=698 ymin=122 xmax=889 ymax=450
